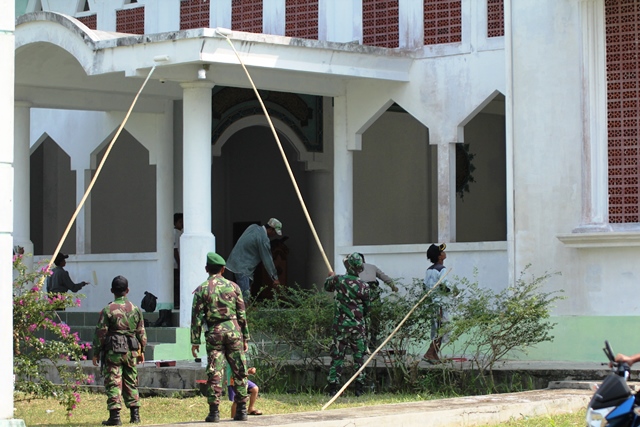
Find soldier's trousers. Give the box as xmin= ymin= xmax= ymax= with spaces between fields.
xmin=205 ymin=327 xmax=248 ymax=405
xmin=328 ymin=328 xmax=367 ymax=385
xmin=103 ymin=352 xmax=140 ymax=410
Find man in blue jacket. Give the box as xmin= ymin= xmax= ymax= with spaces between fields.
xmin=225 ymin=218 xmax=282 ymax=300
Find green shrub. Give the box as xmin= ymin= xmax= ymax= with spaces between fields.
xmin=13 ymin=254 xmax=93 ymax=417
xmin=442 ymin=266 xmax=564 ymax=393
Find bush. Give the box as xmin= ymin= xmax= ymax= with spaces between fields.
xmin=13 ymin=254 xmax=93 ymax=417
xmin=442 ymin=266 xmax=564 ymax=393
xmin=374 ymin=278 xmax=438 ymax=392
xmin=246 ymin=286 xmax=333 ymax=392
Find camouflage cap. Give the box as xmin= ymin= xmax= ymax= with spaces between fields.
xmin=343 ymin=252 xmax=364 ymax=275
xmin=206 ymin=252 xmax=226 ymax=266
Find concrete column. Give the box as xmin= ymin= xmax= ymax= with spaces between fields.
xmin=575 ymin=0 xmax=608 ymax=231
xmin=436 ymin=142 xmax=455 ymax=243
xmin=179 ymin=81 xmax=216 ymax=328
xmin=319 ymin=0 xmax=362 ymax=43
xmin=156 ymin=102 xmax=174 ymax=310
xmin=211 ymin=0 xmax=231 ymax=29
xmin=13 ymin=102 xmax=33 ymax=258
xmin=264 ymin=0 xmax=284 ymax=35
xmin=399 ymin=0 xmax=423 ymax=49
xmin=74 ymin=169 xmax=88 ymax=254
xmin=0 ymin=0 xmax=23 ymax=423
xmin=333 ymin=96 xmax=353 ymax=269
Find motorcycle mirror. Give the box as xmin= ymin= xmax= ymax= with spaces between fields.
xmin=603 ymin=340 xmax=615 ymax=363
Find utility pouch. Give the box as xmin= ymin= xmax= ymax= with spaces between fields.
xmin=109 ymin=335 xmax=129 ymax=354
xmin=127 ymin=336 xmax=140 ymax=351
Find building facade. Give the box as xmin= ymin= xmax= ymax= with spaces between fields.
xmin=11 ymin=0 xmax=638 ymax=361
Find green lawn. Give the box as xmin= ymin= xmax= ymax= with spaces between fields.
xmin=14 ymin=391 xmax=587 ymax=426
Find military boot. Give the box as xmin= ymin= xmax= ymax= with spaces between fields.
xmin=129 ymin=407 xmax=141 ymax=424
xmin=327 ymin=382 xmax=338 ymax=397
xmin=355 ymin=382 xmax=364 ymax=397
xmin=102 ymin=409 xmax=122 ymax=426
xmin=233 ymin=402 xmax=248 ymax=421
xmin=205 ymin=403 xmax=220 ymax=423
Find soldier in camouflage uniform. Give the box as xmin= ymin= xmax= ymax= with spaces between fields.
xmin=92 ymin=275 xmax=147 ymax=426
xmin=191 ymin=252 xmax=249 ymax=422
xmin=324 ymin=252 xmax=371 ymax=397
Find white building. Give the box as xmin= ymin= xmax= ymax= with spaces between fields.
xmin=10 ymin=0 xmax=638 ymax=362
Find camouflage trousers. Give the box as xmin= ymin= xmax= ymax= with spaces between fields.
xmin=204 ymin=327 xmax=248 ymax=405
xmin=328 ymin=328 xmax=367 ymax=385
xmin=102 ymin=351 xmax=140 ymax=410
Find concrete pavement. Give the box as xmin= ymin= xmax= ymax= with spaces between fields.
xmin=160 ymin=386 xmax=593 ymax=426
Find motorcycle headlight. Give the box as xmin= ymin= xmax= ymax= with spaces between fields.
xmin=586 ymin=407 xmax=613 ymax=427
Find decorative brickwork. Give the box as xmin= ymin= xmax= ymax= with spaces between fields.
xmin=487 ymin=0 xmax=504 ymax=37
xmin=285 ymin=0 xmax=318 ymax=39
xmin=231 ymin=0 xmax=263 ymax=33
xmin=116 ymin=6 xmax=145 ymax=34
xmin=180 ymin=0 xmax=210 ymax=30
xmin=606 ymin=0 xmax=640 ymax=223
xmin=76 ymin=14 xmax=97 ymax=30
xmin=362 ymin=0 xmax=399 ymax=48
xmin=424 ymin=0 xmax=461 ymax=45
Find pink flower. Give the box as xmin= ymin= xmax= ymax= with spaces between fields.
xmin=75 ymin=299 xmax=81 ymax=307
xmin=39 ymin=338 xmax=45 ymax=344
xmin=28 ymin=324 xmax=37 ymax=332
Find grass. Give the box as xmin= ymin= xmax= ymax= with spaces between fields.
xmin=486 ymin=410 xmax=587 ymax=426
xmin=14 ymin=391 xmax=589 ymax=426
xmin=14 ymin=391 xmax=438 ymax=426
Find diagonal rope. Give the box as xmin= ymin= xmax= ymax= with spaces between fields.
xmin=217 ymin=32 xmax=333 ymax=273
xmin=322 ymin=268 xmax=452 ymax=410
xmin=43 ymin=66 xmax=157 ymax=279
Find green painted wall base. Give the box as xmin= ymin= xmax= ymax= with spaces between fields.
xmin=152 ymin=316 xmax=638 ymax=363
xmin=508 ymin=316 xmax=637 ymax=362
xmin=151 ymin=327 xmax=208 ymax=361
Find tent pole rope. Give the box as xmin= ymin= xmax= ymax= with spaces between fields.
xmin=44 ymin=66 xmax=157 ymax=276
xmin=322 ymin=268 xmax=452 ymax=410
xmin=219 ymin=34 xmax=333 ymax=273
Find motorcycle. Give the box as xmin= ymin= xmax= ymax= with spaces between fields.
xmin=586 ymin=341 xmax=637 ymax=426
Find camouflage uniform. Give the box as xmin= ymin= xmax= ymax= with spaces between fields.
xmin=93 ymin=296 xmax=147 ymax=411
xmin=325 ymin=253 xmax=371 ymax=386
xmin=191 ymin=274 xmax=249 ymax=405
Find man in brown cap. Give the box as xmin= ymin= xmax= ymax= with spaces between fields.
xmin=225 ymin=218 xmax=282 ymax=300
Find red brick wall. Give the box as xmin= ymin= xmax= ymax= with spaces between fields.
xmin=231 ymin=0 xmax=263 ymax=33
xmin=116 ymin=6 xmax=145 ymax=34
xmin=180 ymin=0 xmax=210 ymax=30
xmin=606 ymin=0 xmax=640 ymax=222
xmin=285 ymin=0 xmax=318 ymax=39
xmin=424 ymin=0 xmax=461 ymax=45
xmin=487 ymin=0 xmax=504 ymax=38
xmin=362 ymin=0 xmax=399 ymax=48
xmin=76 ymin=14 xmax=97 ymax=30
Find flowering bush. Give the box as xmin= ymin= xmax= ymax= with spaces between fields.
xmin=13 ymin=254 xmax=93 ymax=417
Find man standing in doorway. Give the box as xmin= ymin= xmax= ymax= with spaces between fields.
xmin=173 ymin=213 xmax=183 ymax=309
xmin=225 ymin=218 xmax=282 ymax=300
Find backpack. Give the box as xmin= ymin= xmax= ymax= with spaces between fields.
xmin=141 ymin=291 xmax=157 ymax=313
